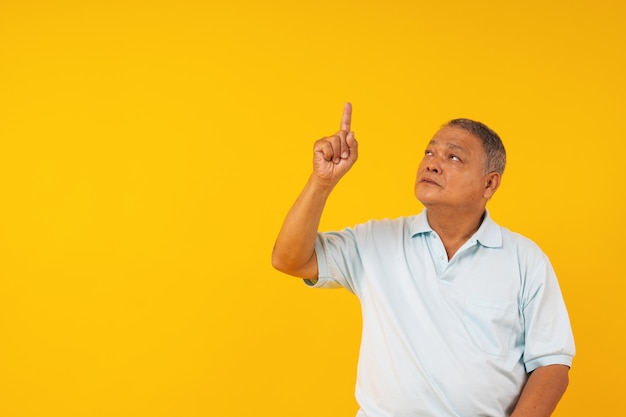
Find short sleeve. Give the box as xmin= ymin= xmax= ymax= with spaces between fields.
xmin=521 ymin=250 xmax=576 ymax=372
xmin=305 ymin=228 xmax=364 ymax=294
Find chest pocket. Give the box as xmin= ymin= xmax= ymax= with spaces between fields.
xmin=464 ymin=297 xmax=519 ymax=356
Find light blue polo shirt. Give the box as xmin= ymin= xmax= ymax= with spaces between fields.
xmin=310 ymin=210 xmax=575 ymax=417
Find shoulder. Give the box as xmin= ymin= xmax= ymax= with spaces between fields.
xmin=352 ymin=215 xmax=417 ymax=236
xmin=496 ymin=226 xmax=553 ymax=274
xmin=500 ymin=227 xmax=547 ymax=255
xmin=321 ymin=216 xmax=418 ymax=249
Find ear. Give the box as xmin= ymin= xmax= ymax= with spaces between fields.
xmin=483 ymin=172 xmax=501 ymax=200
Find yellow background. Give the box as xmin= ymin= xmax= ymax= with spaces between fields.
xmin=1 ymin=0 xmax=624 ymax=415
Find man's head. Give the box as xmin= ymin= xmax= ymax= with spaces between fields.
xmin=446 ymin=118 xmax=506 ymax=176
xmin=414 ymin=119 xmax=505 ymax=213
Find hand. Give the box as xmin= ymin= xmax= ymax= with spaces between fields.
xmin=312 ymin=102 xmax=359 ymax=188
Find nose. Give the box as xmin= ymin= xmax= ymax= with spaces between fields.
xmin=424 ymin=157 xmax=441 ymax=174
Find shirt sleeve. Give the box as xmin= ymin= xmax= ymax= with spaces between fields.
xmin=304 ymin=227 xmax=364 ymax=295
xmin=521 ymin=248 xmax=576 ymax=372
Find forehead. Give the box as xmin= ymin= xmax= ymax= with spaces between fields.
xmin=428 ymin=125 xmax=483 ymax=152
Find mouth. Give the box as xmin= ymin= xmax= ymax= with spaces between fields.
xmin=419 ymin=177 xmax=440 ymax=187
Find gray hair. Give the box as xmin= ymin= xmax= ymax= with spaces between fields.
xmin=446 ymin=118 xmax=506 ymax=175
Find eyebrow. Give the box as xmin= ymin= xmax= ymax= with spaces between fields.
xmin=427 ymin=140 xmax=466 ymax=153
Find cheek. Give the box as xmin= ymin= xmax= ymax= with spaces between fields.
xmin=447 ymin=172 xmax=478 ymax=191
xmin=458 ymin=175 xmax=486 ymax=196
xmin=416 ymin=160 xmax=428 ymax=174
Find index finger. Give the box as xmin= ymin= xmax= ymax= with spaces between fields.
xmin=340 ymin=102 xmax=352 ymax=132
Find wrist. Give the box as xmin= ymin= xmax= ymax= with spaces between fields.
xmin=308 ymin=174 xmax=336 ymax=196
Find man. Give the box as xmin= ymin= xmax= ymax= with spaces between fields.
xmin=272 ymin=103 xmax=575 ymax=417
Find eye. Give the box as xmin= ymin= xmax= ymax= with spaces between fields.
xmin=424 ymin=149 xmax=433 ymax=156
xmin=450 ymin=154 xmax=461 ymax=162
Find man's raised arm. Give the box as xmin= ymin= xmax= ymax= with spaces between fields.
xmin=271 ymin=103 xmax=358 ymax=279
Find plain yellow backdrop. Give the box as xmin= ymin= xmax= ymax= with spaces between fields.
xmin=1 ymin=0 xmax=624 ymax=416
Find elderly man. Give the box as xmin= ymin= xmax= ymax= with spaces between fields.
xmin=272 ymin=103 xmax=575 ymax=417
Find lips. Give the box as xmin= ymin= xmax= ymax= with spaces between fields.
xmin=419 ymin=177 xmax=440 ymax=187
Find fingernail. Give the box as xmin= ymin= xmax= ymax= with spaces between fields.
xmin=342 ymin=152 xmax=348 ymax=158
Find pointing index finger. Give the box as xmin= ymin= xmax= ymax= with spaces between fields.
xmin=340 ymin=102 xmax=352 ymax=132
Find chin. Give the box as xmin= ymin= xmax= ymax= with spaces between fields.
xmin=415 ymin=187 xmax=433 ymax=202
xmin=415 ymin=193 xmax=434 ymax=207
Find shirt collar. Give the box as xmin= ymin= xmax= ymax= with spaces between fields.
xmin=409 ymin=210 xmax=433 ymax=237
xmin=473 ymin=210 xmax=502 ymax=248
xmin=409 ymin=209 xmax=502 ymax=248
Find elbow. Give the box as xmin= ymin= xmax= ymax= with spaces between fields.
xmin=271 ymin=247 xmax=288 ymax=274
xmin=271 ymin=246 xmax=297 ymax=276
xmin=271 ymin=246 xmax=316 ymax=279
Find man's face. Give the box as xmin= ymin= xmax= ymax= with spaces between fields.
xmin=414 ymin=125 xmax=496 ymax=211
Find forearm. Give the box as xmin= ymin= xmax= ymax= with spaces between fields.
xmin=272 ymin=175 xmax=334 ymax=278
xmin=273 ymin=103 xmax=357 ymax=278
xmin=511 ymin=365 xmax=570 ymax=417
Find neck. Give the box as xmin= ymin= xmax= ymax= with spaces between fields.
xmin=425 ymin=207 xmax=486 ymax=259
